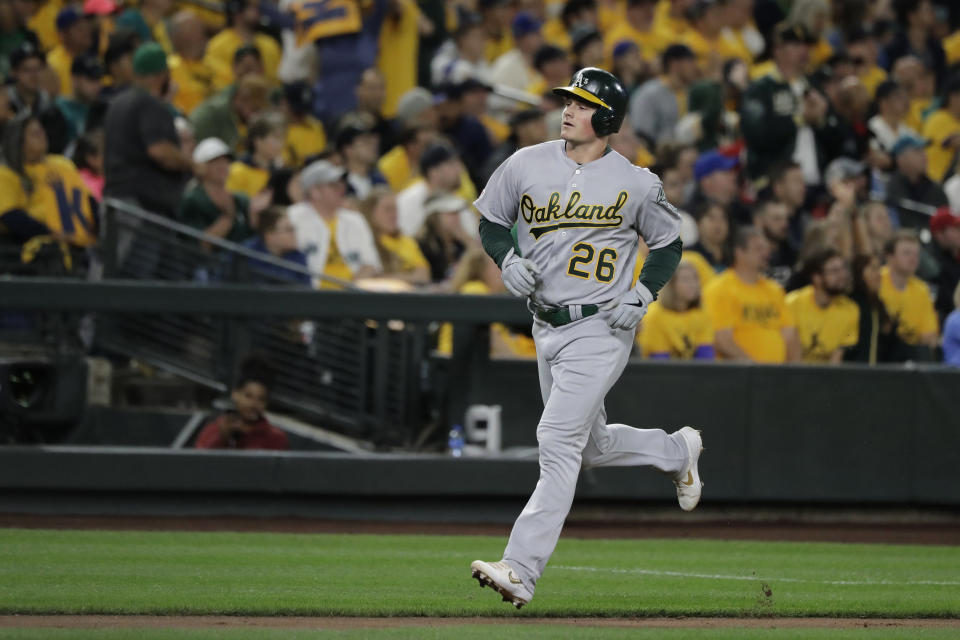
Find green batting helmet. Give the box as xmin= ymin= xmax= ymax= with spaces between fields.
xmin=552 ymin=67 xmax=628 ymax=137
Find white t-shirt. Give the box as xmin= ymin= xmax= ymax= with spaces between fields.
xmin=396 ymin=180 xmax=479 ymax=239
xmin=287 ymin=203 xmax=382 ymax=284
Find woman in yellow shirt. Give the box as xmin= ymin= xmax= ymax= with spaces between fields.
xmin=637 ymin=260 xmax=715 ymax=360
xmin=359 ymin=186 xmax=429 ymax=286
xmin=0 ymin=115 xmax=97 ymax=249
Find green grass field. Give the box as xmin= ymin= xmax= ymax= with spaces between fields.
xmin=0 ymin=528 xmax=957 ymax=638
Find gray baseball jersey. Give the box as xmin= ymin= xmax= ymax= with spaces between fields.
xmin=474 ymin=140 xmax=680 ymax=306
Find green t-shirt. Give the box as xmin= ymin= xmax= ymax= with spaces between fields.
xmin=178 ymin=183 xmax=252 ymax=245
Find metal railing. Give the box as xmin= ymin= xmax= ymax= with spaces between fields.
xmin=2 ymin=198 xmax=509 ymax=444
xmin=94 ymin=201 xmax=392 ymax=437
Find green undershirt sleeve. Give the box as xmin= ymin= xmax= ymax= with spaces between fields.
xmin=479 ymin=217 xmax=517 ymax=268
xmin=638 ymin=237 xmax=683 ymax=299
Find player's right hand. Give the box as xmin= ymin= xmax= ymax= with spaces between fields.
xmin=501 ymin=248 xmax=541 ymax=297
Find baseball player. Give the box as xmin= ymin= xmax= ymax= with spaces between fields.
xmin=469 ymin=68 xmax=704 ymax=609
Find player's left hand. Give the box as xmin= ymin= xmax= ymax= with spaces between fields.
xmin=606 ymin=282 xmax=654 ymax=330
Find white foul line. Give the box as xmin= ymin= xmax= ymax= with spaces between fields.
xmin=552 ymin=565 xmax=960 ymax=587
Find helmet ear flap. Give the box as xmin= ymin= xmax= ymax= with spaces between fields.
xmin=591 ymin=107 xmax=617 ymax=137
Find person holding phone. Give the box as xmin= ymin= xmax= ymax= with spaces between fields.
xmin=194 ymin=361 xmax=289 ymax=450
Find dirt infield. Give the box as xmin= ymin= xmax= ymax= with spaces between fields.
xmin=1 ymin=513 xmax=958 ymax=546
xmin=1 ymin=615 xmax=959 ymax=631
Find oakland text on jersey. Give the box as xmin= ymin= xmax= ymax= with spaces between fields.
xmin=519 ymin=190 xmax=629 ymax=239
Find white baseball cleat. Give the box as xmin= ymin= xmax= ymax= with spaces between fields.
xmin=470 ymin=560 xmax=533 ymax=609
xmin=673 ymin=426 xmax=704 ymax=512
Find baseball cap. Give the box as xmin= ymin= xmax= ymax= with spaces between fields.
xmin=300 ymin=160 xmax=346 ymax=189
xmin=774 ymin=22 xmax=817 ymax=46
xmin=9 ymin=44 xmax=44 ymax=70
xmin=454 ymin=77 xmax=493 ymax=98
xmin=419 ymin=143 xmax=458 ymax=175
xmin=70 ymin=54 xmax=104 ymax=79
xmin=424 ymin=193 xmax=467 ymax=216
xmin=511 ymin=12 xmax=541 ymax=39
xmin=824 ymin=156 xmax=865 ymax=185
xmin=693 ymin=150 xmax=738 ymax=181
xmin=612 ymin=40 xmax=639 ymax=59
xmin=193 ymin=137 xmax=233 ymax=164
xmin=930 ymin=207 xmax=960 ymax=234
xmin=132 ymin=42 xmax=168 ymax=76
xmin=395 ymin=87 xmax=433 ymax=125
xmin=83 ymin=0 xmax=119 ymax=15
xmin=891 ymin=134 xmax=928 ymax=155
xmin=56 ymin=7 xmax=83 ymax=31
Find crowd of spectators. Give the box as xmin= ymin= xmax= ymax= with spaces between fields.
xmin=1 ymin=0 xmax=960 ymax=366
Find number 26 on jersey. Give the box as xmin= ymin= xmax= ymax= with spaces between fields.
xmin=567 ymin=242 xmax=617 ymax=282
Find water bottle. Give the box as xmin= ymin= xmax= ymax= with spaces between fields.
xmin=448 ymin=424 xmax=465 ymax=458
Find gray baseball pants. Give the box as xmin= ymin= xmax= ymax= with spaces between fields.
xmin=502 ymin=312 xmax=688 ymax=592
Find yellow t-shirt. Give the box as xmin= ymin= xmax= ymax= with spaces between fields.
xmin=380 ymin=233 xmax=427 ymax=273
xmin=637 ymin=303 xmax=714 ymax=360
xmin=603 ymin=22 xmax=670 ymax=65
xmin=226 ymin=161 xmax=270 ymax=199
xmin=748 ymin=59 xmax=776 ymax=80
xmin=944 ymin=31 xmax=960 ymax=65
xmin=858 ymin=65 xmax=887 ymax=99
xmin=921 ymin=109 xmax=960 ymax=183
xmin=682 ymin=29 xmax=751 ymax=72
xmin=702 ymin=270 xmax=793 ymax=363
xmin=377 ymin=145 xmax=411 ymax=191
xmin=905 ymin=98 xmax=932 ymax=134
xmin=27 ymin=0 xmax=62 ymax=52
xmin=541 ymin=18 xmax=571 ymax=51
xmin=878 ymin=267 xmax=938 ymax=345
xmin=480 ymin=114 xmax=510 ymax=144
xmin=0 ymin=156 xmax=97 ymax=247
xmin=321 ymin=218 xmax=353 ymax=288
xmin=377 ymin=146 xmax=478 ymax=202
xmin=597 ymin=1 xmax=625 ymax=33
xmin=205 ymin=29 xmax=281 ymax=89
xmin=653 ymin=0 xmax=690 ymax=42
xmin=486 ymin=31 xmax=513 ymax=63
xmin=682 ymin=250 xmax=718 ymax=289
xmin=437 ymin=281 xmax=536 ymax=358
xmin=809 ymin=38 xmax=834 ymax=70
xmin=784 ymin=286 xmax=859 ymax=363
xmin=169 ymin=55 xmax=216 ymax=116
xmin=377 ymin=0 xmax=420 ymax=118
xmin=46 ymin=45 xmax=73 ymax=97
xmin=284 ymin=117 xmax=327 ymax=168
xmin=175 ymin=1 xmax=224 ymax=29
xmin=151 ymin=19 xmax=173 ymax=55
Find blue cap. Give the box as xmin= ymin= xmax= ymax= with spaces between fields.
xmin=891 ymin=135 xmax=928 ymax=155
xmin=56 ymin=6 xmax=83 ymax=31
xmin=694 ymin=150 xmax=738 ymax=181
xmin=612 ymin=40 xmax=638 ymax=59
xmin=512 ymin=11 xmax=541 ymax=39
